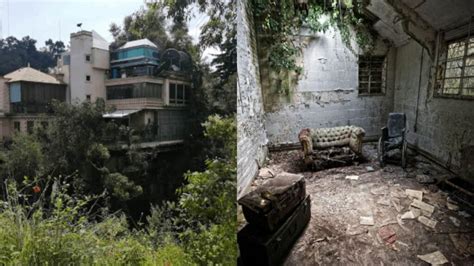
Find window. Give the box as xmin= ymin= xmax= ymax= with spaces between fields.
xmin=436 ymin=36 xmax=474 ymax=98
xmin=106 ymin=83 xmax=162 ymax=100
xmin=86 ymin=95 xmax=91 ymax=102
xmin=177 ymin=84 xmax=184 ymax=104
xmin=13 ymin=121 xmax=20 ymax=132
xmin=63 ymin=54 xmax=70 ymax=65
xmin=169 ymin=83 xmax=189 ymax=104
xmin=169 ymin=83 xmax=177 ymax=104
xmin=358 ymin=56 xmax=386 ymax=95
xmin=85 ymin=54 xmax=91 ymax=62
xmin=27 ymin=121 xmax=34 ymax=134
xmin=86 ymin=75 xmax=91 ymax=82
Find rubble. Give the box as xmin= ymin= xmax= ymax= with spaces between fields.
xmin=417 ymin=251 xmax=448 ymax=265
xmin=405 ymin=189 xmax=423 ymax=201
xmin=410 ymin=199 xmax=435 ymax=217
xmin=345 ymin=175 xmax=359 ymax=180
xmin=359 ymin=216 xmax=374 ymax=226
xmin=377 ymin=197 xmax=391 ymax=206
xmin=400 ymin=210 xmax=416 ymax=220
xmin=265 ymin=147 xmax=474 ymax=265
xmin=446 ymin=197 xmax=459 ymax=211
xmin=407 ymin=207 xmax=421 ymax=218
xmin=378 ymin=226 xmax=396 ymax=245
xmin=449 ymin=216 xmax=460 ymax=227
xmin=417 ymin=216 xmax=437 ymax=229
xmin=366 ymin=166 xmax=375 ymax=172
xmin=391 ymin=197 xmax=402 ymax=213
xmin=416 ymin=174 xmax=435 ymax=184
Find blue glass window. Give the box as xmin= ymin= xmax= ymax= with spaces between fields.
xmin=10 ymin=83 xmax=21 ymax=103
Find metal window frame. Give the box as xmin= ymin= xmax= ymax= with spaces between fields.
xmin=358 ymin=55 xmax=387 ymax=96
xmin=436 ymin=17 xmax=474 ymax=100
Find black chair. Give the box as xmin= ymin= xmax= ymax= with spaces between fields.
xmin=378 ymin=113 xmax=407 ymax=168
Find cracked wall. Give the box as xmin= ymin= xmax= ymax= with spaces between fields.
xmin=261 ymin=26 xmax=396 ymax=146
xmin=236 ymin=0 xmax=268 ymax=198
xmin=394 ymin=40 xmax=474 ymax=176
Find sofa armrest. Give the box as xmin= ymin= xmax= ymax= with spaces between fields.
xmin=298 ymin=128 xmax=313 ymax=156
xmin=349 ymin=127 xmax=365 ymax=155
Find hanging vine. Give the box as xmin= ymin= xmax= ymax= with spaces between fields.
xmin=252 ymin=0 xmax=376 ymax=74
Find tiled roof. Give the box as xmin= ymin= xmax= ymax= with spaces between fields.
xmin=4 ymin=67 xmax=63 ymax=84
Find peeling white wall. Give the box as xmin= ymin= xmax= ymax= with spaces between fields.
xmin=263 ymin=26 xmax=396 ymax=146
xmin=236 ymin=0 xmax=268 ymax=198
xmin=394 ymin=40 xmax=474 ymax=173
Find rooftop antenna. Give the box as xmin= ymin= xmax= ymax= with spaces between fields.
xmin=77 ymin=23 xmax=82 ymax=31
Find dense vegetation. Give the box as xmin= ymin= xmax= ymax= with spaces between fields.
xmin=252 ymin=0 xmax=375 ymax=73
xmin=0 ymin=0 xmax=237 ymax=264
xmin=0 ymin=37 xmax=64 ymax=75
xmin=0 ymin=114 xmax=236 ymax=265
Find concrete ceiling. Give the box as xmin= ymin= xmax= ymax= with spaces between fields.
xmin=366 ymin=0 xmax=474 ymax=48
xmin=400 ymin=0 xmax=474 ymax=31
xmin=366 ymin=0 xmax=411 ymax=47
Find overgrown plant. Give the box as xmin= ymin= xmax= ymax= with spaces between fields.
xmin=252 ymin=0 xmax=375 ymax=74
xmin=0 ymin=176 xmax=194 ymax=265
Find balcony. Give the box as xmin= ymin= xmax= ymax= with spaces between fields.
xmin=106 ymin=98 xmax=164 ymax=110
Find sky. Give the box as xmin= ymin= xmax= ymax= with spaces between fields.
xmin=0 ymin=0 xmax=217 ymax=61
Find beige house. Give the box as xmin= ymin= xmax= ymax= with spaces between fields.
xmin=54 ymin=30 xmax=109 ymax=103
xmin=0 ymin=67 xmax=66 ymax=139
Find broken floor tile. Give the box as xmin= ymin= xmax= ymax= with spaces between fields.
xmin=400 ymin=210 xmax=416 ymax=220
xmin=391 ymin=197 xmax=402 ymax=213
xmin=346 ymin=224 xmax=368 ymax=236
xmin=417 ymin=216 xmax=437 ymax=229
xmin=390 ymin=187 xmax=407 ymax=199
xmin=345 ymin=175 xmax=359 ymax=180
xmin=446 ymin=198 xmax=459 ymax=211
xmin=449 ymin=216 xmax=460 ymax=227
xmin=377 ymin=197 xmax=391 ymax=206
xmin=411 ymin=199 xmax=435 ymax=217
xmin=417 ymin=251 xmax=448 ymax=265
xmin=405 ymin=189 xmax=423 ymax=201
xmin=378 ymin=226 xmax=396 ymax=245
xmin=408 ymin=207 xmax=422 ymax=218
xmin=359 ymin=216 xmax=374 ymax=226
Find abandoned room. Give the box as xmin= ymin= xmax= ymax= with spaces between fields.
xmin=237 ymin=0 xmax=474 ymax=265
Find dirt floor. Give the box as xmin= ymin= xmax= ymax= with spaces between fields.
xmin=239 ymin=143 xmax=474 ymax=265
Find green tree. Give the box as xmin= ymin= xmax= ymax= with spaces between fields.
xmin=164 ymin=0 xmax=237 ymax=115
xmin=148 ymin=115 xmax=237 ymax=264
xmin=0 ymin=133 xmax=44 ymax=183
xmin=35 ymin=100 xmax=143 ymax=202
xmin=0 ymin=36 xmax=58 ymax=75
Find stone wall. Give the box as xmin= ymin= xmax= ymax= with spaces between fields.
xmin=260 ymin=26 xmax=397 ymax=146
xmin=394 ymin=40 xmax=474 ymax=175
xmin=236 ymin=0 xmax=268 ymax=198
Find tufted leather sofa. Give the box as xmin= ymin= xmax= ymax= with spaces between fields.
xmin=299 ymin=126 xmax=365 ymax=167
